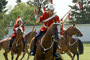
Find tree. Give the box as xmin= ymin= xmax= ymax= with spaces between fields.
xmin=27 ymin=0 xmax=49 ymax=16
xmin=6 ymin=3 xmax=37 ymax=26
xmin=69 ymin=0 xmax=90 ymax=24
xmin=0 ymin=0 xmax=8 ymax=39
xmin=72 ymin=0 xmax=78 ymax=3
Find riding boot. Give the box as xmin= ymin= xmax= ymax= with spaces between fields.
xmin=54 ymin=42 xmax=61 ymax=60
xmin=7 ymin=37 xmax=15 ymax=50
xmin=22 ymin=38 xmax=26 ymax=52
xmin=30 ymin=38 xmax=37 ymax=56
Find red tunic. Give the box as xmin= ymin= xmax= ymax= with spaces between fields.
xmin=39 ymin=12 xmax=60 ymax=31
xmin=60 ymin=25 xmax=65 ymax=35
xmin=11 ymin=24 xmax=25 ymax=38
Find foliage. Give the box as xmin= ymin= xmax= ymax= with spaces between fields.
xmin=69 ymin=0 xmax=90 ymax=24
xmin=0 ymin=0 xmax=8 ymax=39
xmin=27 ymin=0 xmax=49 ymax=15
xmin=6 ymin=3 xmax=36 ymax=26
xmin=72 ymin=0 xmax=78 ymax=3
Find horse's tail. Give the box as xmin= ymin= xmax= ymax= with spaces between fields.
xmin=78 ymin=39 xmax=84 ymax=54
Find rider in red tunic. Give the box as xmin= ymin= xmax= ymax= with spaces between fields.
xmin=7 ymin=16 xmax=26 ymax=52
xmin=30 ymin=4 xmax=62 ymax=58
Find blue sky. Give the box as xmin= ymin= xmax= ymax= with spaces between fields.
xmin=6 ymin=0 xmax=74 ymax=18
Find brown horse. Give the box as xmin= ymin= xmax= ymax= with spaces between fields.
xmin=30 ymin=23 xmax=63 ymax=60
xmin=0 ymin=30 xmax=36 ymax=60
xmin=11 ymin=27 xmax=24 ymax=60
xmin=0 ymin=37 xmax=11 ymax=60
xmin=58 ymin=24 xmax=83 ymax=60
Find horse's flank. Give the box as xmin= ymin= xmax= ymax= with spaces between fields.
xmin=0 ymin=37 xmax=11 ymax=51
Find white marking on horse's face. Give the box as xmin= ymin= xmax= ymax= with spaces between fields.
xmin=19 ymin=27 xmax=23 ymax=32
xmin=57 ymin=25 xmax=61 ymax=39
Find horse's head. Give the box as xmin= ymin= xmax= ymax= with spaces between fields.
xmin=67 ymin=24 xmax=83 ymax=37
xmin=16 ymin=27 xmax=23 ymax=36
xmin=48 ymin=23 xmax=61 ymax=42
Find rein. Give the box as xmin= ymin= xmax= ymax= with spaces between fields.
xmin=40 ymin=30 xmax=54 ymax=52
xmin=64 ymin=31 xmax=78 ymax=46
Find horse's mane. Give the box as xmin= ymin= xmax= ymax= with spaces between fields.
xmin=66 ymin=25 xmax=73 ymax=31
xmin=0 ymin=37 xmax=11 ymax=44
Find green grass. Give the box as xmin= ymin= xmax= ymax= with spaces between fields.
xmin=0 ymin=44 xmax=90 ymax=60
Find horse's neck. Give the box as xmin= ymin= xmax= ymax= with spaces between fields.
xmin=63 ymin=31 xmax=72 ymax=45
xmin=41 ymin=31 xmax=52 ymax=48
xmin=16 ymin=35 xmax=22 ymax=43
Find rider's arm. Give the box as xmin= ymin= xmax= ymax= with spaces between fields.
xmin=38 ymin=13 xmax=46 ymax=23
xmin=22 ymin=25 xmax=25 ymax=32
xmin=56 ymin=16 xmax=63 ymax=26
xmin=55 ymin=16 xmax=60 ymax=23
xmin=34 ymin=13 xmax=45 ymax=23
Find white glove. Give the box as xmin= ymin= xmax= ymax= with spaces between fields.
xmin=15 ymin=27 xmax=18 ymax=31
xmin=63 ymin=28 xmax=66 ymax=30
xmin=19 ymin=27 xmax=23 ymax=32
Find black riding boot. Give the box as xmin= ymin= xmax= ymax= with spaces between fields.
xmin=54 ymin=42 xmax=61 ymax=60
xmin=22 ymin=38 xmax=26 ymax=52
xmin=30 ymin=38 xmax=37 ymax=56
xmin=7 ymin=37 xmax=15 ymax=50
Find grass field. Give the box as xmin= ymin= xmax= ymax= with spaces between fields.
xmin=0 ymin=43 xmax=90 ymax=60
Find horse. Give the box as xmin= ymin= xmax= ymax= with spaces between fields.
xmin=0 ymin=37 xmax=11 ymax=60
xmin=58 ymin=24 xmax=83 ymax=60
xmin=30 ymin=23 xmax=63 ymax=60
xmin=11 ymin=27 xmax=24 ymax=60
xmin=20 ymin=30 xmax=37 ymax=60
xmin=0 ymin=30 xmax=36 ymax=60
xmin=69 ymin=38 xmax=83 ymax=60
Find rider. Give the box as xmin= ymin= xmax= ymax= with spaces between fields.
xmin=7 ymin=16 xmax=26 ymax=52
xmin=30 ymin=4 xmax=62 ymax=58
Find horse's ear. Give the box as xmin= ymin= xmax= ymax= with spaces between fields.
xmin=73 ymin=24 xmax=76 ymax=27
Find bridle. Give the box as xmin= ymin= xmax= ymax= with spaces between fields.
xmin=15 ymin=28 xmax=23 ymax=46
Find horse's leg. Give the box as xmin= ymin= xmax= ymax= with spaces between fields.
xmin=20 ymin=52 xmax=26 ymax=60
xmin=16 ymin=53 xmax=21 ymax=60
xmin=26 ymin=49 xmax=30 ymax=60
xmin=77 ymin=53 xmax=79 ymax=60
xmin=11 ymin=52 xmax=14 ymax=60
xmin=66 ymin=51 xmax=74 ymax=60
xmin=3 ymin=50 xmax=9 ymax=60
xmin=72 ymin=53 xmax=75 ymax=60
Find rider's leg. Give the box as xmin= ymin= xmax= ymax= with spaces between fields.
xmin=7 ymin=37 xmax=15 ymax=50
xmin=22 ymin=38 xmax=26 ymax=52
xmin=30 ymin=31 xmax=46 ymax=56
xmin=53 ymin=42 xmax=61 ymax=59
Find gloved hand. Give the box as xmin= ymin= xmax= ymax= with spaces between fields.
xmin=15 ymin=27 xmax=18 ymax=31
